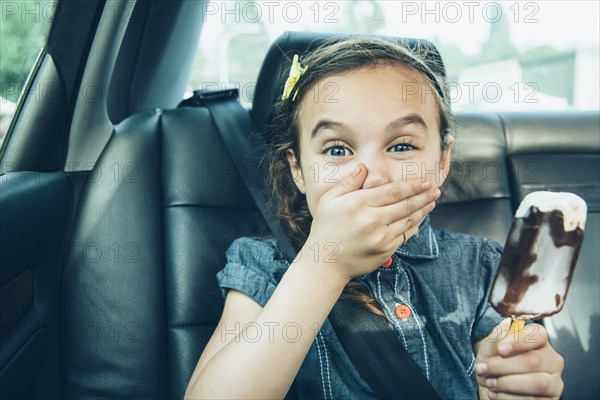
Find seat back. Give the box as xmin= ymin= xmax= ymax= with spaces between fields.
xmin=60 ymin=108 xmax=268 ymax=399
xmin=431 ymin=112 xmax=512 ymax=243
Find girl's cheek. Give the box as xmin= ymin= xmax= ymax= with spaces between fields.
xmin=395 ymin=164 xmax=443 ymax=187
xmin=309 ymin=161 xmax=351 ymax=186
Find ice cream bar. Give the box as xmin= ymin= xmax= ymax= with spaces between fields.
xmin=489 ymin=191 xmax=586 ymax=324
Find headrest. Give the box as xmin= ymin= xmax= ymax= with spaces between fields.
xmin=250 ymin=31 xmax=447 ymax=130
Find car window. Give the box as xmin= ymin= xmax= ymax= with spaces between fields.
xmin=1 ymin=0 xmax=57 ymax=146
xmin=188 ymin=0 xmax=599 ymax=111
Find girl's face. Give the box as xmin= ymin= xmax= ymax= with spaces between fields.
xmin=286 ymin=63 xmax=453 ymax=215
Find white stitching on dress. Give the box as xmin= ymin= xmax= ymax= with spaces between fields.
xmin=314 ymin=333 xmax=329 ymax=399
xmin=318 ymin=332 xmax=333 ymax=399
xmin=395 ymin=293 xmax=431 ymax=380
xmin=466 ymin=354 xmax=476 ymax=376
xmin=468 ymin=318 xmax=475 ymax=339
xmin=428 ymin=228 xmax=434 ymax=257
xmin=389 ymin=256 xmax=431 ymax=380
xmin=377 ymin=270 xmax=407 ymax=348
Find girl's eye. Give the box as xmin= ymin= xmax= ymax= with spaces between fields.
xmin=326 ymin=146 xmax=350 ymax=157
xmin=322 ymin=142 xmax=352 ymax=157
xmin=388 ymin=143 xmax=416 ymax=152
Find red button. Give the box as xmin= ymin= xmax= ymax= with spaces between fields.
xmin=381 ymin=257 xmax=393 ymax=268
xmin=395 ymin=304 xmax=411 ymax=320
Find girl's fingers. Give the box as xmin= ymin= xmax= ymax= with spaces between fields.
xmin=488 ymin=391 xmax=554 ymax=400
xmin=319 ymin=162 xmax=368 ymax=203
xmin=361 ymin=180 xmax=431 ymax=207
xmin=485 ymin=372 xmax=563 ymax=399
xmin=401 ymin=220 xmax=422 ymax=245
xmin=376 ymin=186 xmax=440 ymax=225
xmin=495 ymin=323 xmax=549 ymax=356
xmin=386 ymin=201 xmax=436 ymax=244
xmin=479 ymin=348 xmax=560 ymax=377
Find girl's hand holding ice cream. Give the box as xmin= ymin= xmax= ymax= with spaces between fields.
xmin=475 ymin=318 xmax=564 ymax=399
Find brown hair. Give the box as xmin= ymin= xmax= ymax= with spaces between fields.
xmin=267 ymin=37 xmax=454 ymax=319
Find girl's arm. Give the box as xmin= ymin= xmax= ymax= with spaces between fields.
xmin=184 ymin=249 xmax=349 ymax=399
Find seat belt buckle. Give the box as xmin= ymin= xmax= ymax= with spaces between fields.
xmin=178 ymin=87 xmax=239 ymax=107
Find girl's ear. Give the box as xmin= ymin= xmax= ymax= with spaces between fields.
xmin=439 ymin=135 xmax=454 ymax=186
xmin=286 ymin=149 xmax=306 ymax=194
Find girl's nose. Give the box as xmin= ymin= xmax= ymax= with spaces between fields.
xmin=360 ymin=158 xmax=391 ymax=189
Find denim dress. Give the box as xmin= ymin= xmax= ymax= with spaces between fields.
xmin=216 ymin=216 xmax=504 ymax=399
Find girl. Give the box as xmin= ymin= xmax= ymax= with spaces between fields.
xmin=185 ymin=38 xmax=564 ymax=399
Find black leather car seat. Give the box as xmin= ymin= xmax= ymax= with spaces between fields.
xmin=60 ymin=108 xmax=269 ymax=399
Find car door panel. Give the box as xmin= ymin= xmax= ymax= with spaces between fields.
xmin=0 ymin=171 xmax=71 ymax=399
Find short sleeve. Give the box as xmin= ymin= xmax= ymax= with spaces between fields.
xmin=471 ymin=239 xmax=505 ymax=343
xmin=215 ymin=237 xmax=289 ymax=307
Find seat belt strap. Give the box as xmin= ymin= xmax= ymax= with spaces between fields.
xmin=192 ymin=89 xmax=296 ymax=260
xmin=186 ymin=89 xmax=441 ymax=400
xmin=330 ymin=300 xmax=442 ymax=399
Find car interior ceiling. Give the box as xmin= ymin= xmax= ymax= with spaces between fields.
xmin=0 ymin=1 xmax=598 ymax=399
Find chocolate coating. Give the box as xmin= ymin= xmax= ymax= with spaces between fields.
xmin=490 ymin=207 xmax=584 ymax=319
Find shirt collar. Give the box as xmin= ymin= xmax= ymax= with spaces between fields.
xmin=394 ymin=215 xmax=439 ymax=260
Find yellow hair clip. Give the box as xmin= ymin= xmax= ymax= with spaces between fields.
xmin=282 ymin=54 xmax=308 ymax=101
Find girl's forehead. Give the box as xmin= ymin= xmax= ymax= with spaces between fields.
xmin=334 ymin=62 xmax=427 ymax=84
xmin=296 ymin=64 xmax=440 ymax=135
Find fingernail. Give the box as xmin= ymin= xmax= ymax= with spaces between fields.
xmin=474 ymin=362 xmax=487 ymax=375
xmin=485 ymin=378 xmax=497 ymax=388
xmin=353 ymin=164 xmax=361 ymax=176
xmin=498 ymin=344 xmax=512 ymax=356
xmin=488 ymin=390 xmax=497 ymax=400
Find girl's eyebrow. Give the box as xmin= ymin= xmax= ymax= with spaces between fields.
xmin=310 ymin=113 xmax=428 ymax=140
xmin=310 ymin=120 xmax=350 ymax=139
xmin=386 ymin=113 xmax=429 ymax=134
